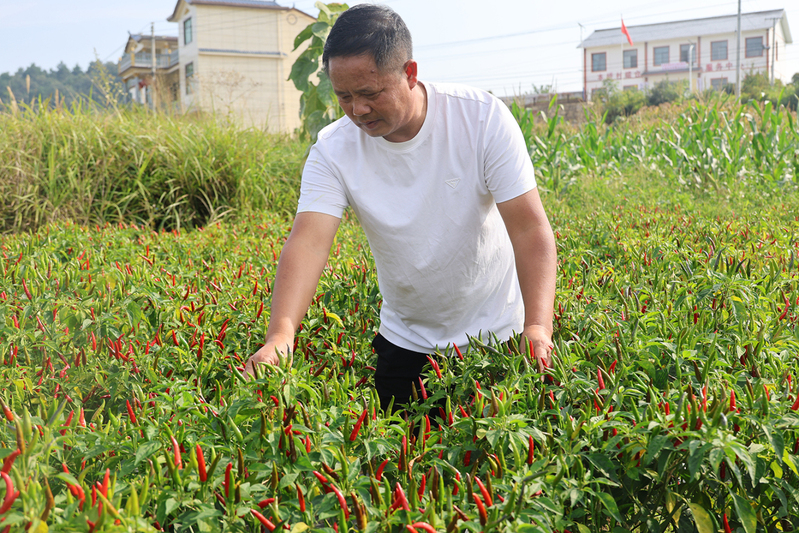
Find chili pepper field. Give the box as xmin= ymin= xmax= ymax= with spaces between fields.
xmin=2 ymin=106 xmax=799 ymax=532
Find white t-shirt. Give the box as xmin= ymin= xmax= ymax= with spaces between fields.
xmin=297 ymin=81 xmax=537 ymax=353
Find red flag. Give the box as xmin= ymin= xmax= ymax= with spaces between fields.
xmin=621 ymin=18 xmax=633 ymax=46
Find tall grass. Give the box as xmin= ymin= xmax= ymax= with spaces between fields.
xmin=0 ymin=100 xmax=304 ymax=233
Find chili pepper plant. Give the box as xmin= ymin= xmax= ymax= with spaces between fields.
xmin=1 ymin=195 xmax=798 ymax=532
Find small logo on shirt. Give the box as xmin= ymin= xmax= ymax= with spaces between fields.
xmin=445 ymin=179 xmax=460 ymax=189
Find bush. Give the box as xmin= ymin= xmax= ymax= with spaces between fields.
xmin=647 ymin=79 xmax=686 ymax=106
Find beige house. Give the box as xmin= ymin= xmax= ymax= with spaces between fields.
xmin=579 ymin=9 xmax=793 ymax=99
xmin=164 ymin=0 xmax=315 ymax=132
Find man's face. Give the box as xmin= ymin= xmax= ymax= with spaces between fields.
xmin=328 ymin=54 xmax=421 ymax=143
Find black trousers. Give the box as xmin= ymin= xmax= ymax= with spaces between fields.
xmin=372 ymin=333 xmax=433 ymax=413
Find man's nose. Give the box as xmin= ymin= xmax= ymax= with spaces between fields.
xmin=353 ymin=98 xmax=371 ymax=117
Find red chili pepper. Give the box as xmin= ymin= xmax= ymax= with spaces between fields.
xmin=0 ymin=472 xmax=19 ymax=514
xmin=411 ymin=523 xmax=437 ymax=533
xmin=609 ymin=360 xmax=617 ymax=374
xmin=394 ymin=483 xmax=410 ymax=512
xmin=224 ymin=462 xmax=232 ymax=498
xmin=196 ymin=445 xmax=207 ymax=482
xmin=778 ymin=293 xmax=790 ymax=320
xmin=330 ymin=484 xmax=350 ymax=519
xmin=257 ymin=498 xmax=276 ymax=508
xmin=312 ymin=470 xmax=329 ymax=485
xmin=763 ymin=385 xmax=770 ymax=402
xmin=349 ymin=408 xmax=368 ymax=441
xmin=100 ymin=468 xmax=110 ymax=498
xmin=1 ymin=404 xmax=12 ymax=423
xmin=453 ymin=344 xmax=463 ymax=361
xmin=463 ymin=450 xmax=471 ymax=466
xmin=701 ymin=384 xmax=708 ymax=412
xmin=472 ymin=492 xmax=487 ymax=526
xmin=61 ymin=410 xmax=74 ymax=436
xmin=170 ymin=435 xmax=182 ymax=469
xmin=376 ymin=458 xmax=390 ymax=481
xmin=426 ymin=355 xmax=442 ymax=379
xmin=453 ymin=472 xmax=461 ymax=495
xmin=126 ymin=400 xmax=138 ymax=426
xmin=597 ymin=368 xmax=606 ymax=390
xmin=527 ymin=435 xmax=535 ymax=465
xmin=729 ymin=390 xmax=736 ymax=412
xmin=296 ymin=483 xmax=306 ymax=512
xmin=417 ymin=473 xmax=426 ymax=499
xmin=21 ymin=279 xmax=32 ymax=300
xmin=1 ymin=450 xmax=20 ymax=474
xmin=791 ymin=394 xmax=799 ymax=411
xmin=418 ymin=378 xmax=428 ymax=400
xmin=474 ymin=476 xmax=493 ymax=507
xmin=723 ymin=512 xmax=732 ymax=533
xmin=251 ymin=509 xmax=276 ymax=531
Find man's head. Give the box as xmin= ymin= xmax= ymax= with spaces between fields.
xmin=323 ymin=4 xmax=413 ymax=76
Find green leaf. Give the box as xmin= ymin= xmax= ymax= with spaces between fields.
xmin=688 ymin=503 xmax=715 ymax=533
xmin=586 ymin=453 xmax=620 ymax=483
xmin=289 ymin=57 xmax=319 ymax=92
xmin=645 ymin=434 xmax=670 ymax=465
xmin=729 ymin=492 xmax=757 ymax=533
xmin=762 ymin=425 xmax=784 ymax=465
xmin=576 ymin=525 xmax=590 ymax=533
xmin=596 ymin=491 xmax=624 ymax=523
xmin=293 ymin=25 xmax=314 ymax=50
xmin=135 ymin=441 xmax=162 ymax=466
xmin=311 ymin=21 xmax=331 ymax=40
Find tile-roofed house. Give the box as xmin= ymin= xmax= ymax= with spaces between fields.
xmin=162 ymin=0 xmax=315 ymax=132
xmin=579 ymin=9 xmax=792 ymax=99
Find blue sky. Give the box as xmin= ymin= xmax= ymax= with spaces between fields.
xmin=1 ymin=0 xmax=797 ymax=95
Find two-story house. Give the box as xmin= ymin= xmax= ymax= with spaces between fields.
xmin=118 ymin=33 xmax=180 ymax=107
xmin=579 ymin=9 xmax=792 ymax=99
xmin=163 ymin=0 xmax=315 ymax=132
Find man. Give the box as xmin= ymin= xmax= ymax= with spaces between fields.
xmin=245 ymin=5 xmax=557 ymax=411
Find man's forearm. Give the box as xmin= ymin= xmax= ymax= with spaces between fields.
xmin=514 ymin=222 xmax=557 ymax=334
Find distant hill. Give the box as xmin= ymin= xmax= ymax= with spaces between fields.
xmin=1 ymin=61 xmax=127 ymax=107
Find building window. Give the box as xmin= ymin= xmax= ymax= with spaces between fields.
xmin=711 ymin=41 xmax=728 ymax=61
xmin=745 ymin=36 xmax=763 ymax=58
xmin=184 ymin=18 xmax=193 ymax=45
xmin=623 ymin=50 xmax=638 ymax=69
xmin=711 ymin=77 xmax=728 ymax=91
xmin=653 ymin=46 xmax=669 ymax=66
xmin=185 ymin=62 xmax=194 ymax=94
xmin=679 ymin=44 xmax=696 ymax=65
xmin=592 ymin=52 xmax=606 ymax=72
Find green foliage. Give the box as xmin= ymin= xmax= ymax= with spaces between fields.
xmin=0 ymin=102 xmax=303 ymax=233
xmin=288 ymin=2 xmax=349 ymax=141
xmin=741 ymin=71 xmax=799 ymax=112
xmin=647 ymin=79 xmax=687 ymax=107
xmin=0 ymin=60 xmax=126 ymax=108
xmin=512 ymin=97 xmax=799 ymax=194
xmin=594 ymin=80 xmax=646 ymax=124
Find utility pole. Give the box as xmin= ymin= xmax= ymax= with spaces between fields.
xmin=151 ymin=22 xmax=157 ymax=111
xmin=735 ymin=0 xmax=741 ymax=97
xmin=688 ymin=43 xmax=695 ymax=93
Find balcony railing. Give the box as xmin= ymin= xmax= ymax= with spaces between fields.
xmin=119 ymin=50 xmax=179 ymax=74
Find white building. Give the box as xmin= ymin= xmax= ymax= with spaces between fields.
xmin=579 ymin=9 xmax=793 ymax=99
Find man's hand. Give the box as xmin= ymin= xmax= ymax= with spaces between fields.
xmin=521 ymin=324 xmax=553 ymax=373
xmin=244 ymin=338 xmax=292 ymax=378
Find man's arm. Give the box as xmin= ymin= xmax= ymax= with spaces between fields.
xmin=496 ymin=187 xmax=557 ymax=371
xmin=244 ymin=211 xmax=341 ymax=377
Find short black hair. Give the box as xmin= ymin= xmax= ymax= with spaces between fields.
xmin=322 ymin=4 xmax=412 ymax=74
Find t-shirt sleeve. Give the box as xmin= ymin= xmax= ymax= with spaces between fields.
xmin=296 ymin=142 xmax=350 ymax=218
xmin=482 ymin=97 xmax=537 ymax=204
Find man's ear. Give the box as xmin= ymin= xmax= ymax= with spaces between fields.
xmin=404 ymin=60 xmax=418 ymax=88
